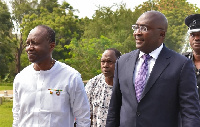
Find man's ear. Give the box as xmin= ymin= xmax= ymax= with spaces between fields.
xmin=160 ymin=31 xmax=165 ymax=37
xmin=160 ymin=31 xmax=166 ymax=38
xmin=49 ymin=42 xmax=56 ymax=51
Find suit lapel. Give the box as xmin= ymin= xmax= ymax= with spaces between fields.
xmin=140 ymin=46 xmax=171 ymax=101
xmin=126 ymin=50 xmax=140 ymax=102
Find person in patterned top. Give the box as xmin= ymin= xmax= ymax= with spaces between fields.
xmin=85 ymin=48 xmax=121 ymax=127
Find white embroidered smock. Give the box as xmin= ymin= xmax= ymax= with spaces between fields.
xmin=85 ymin=73 xmax=113 ymax=127
xmin=12 ymin=61 xmax=90 ymax=127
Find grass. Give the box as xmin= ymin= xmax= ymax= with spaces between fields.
xmin=0 ymin=83 xmax=12 ymax=86
xmin=0 ymin=83 xmax=13 ymax=91
xmin=0 ymin=83 xmax=13 ymax=127
xmin=0 ymin=99 xmax=13 ymax=127
xmin=0 ymin=86 xmax=13 ymax=91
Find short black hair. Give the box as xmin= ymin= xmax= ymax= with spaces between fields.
xmin=107 ymin=48 xmax=121 ymax=59
xmin=37 ymin=25 xmax=55 ymax=43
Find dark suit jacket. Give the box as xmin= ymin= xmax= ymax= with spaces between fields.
xmin=106 ymin=45 xmax=200 ymax=127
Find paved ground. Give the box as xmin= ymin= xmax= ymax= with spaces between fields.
xmin=0 ymin=90 xmax=13 ymax=100
xmin=0 ymin=90 xmax=13 ymax=94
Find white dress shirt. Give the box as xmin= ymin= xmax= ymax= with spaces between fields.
xmin=12 ymin=61 xmax=90 ymax=127
xmin=133 ymin=43 xmax=163 ymax=84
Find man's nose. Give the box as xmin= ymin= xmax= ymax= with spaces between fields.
xmin=103 ymin=62 xmax=109 ymax=67
xmin=194 ymin=35 xmax=200 ymax=40
xmin=26 ymin=43 xmax=35 ymax=50
xmin=133 ymin=28 xmax=142 ymax=35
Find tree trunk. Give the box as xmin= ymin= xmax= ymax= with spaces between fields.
xmin=15 ymin=33 xmax=24 ymax=74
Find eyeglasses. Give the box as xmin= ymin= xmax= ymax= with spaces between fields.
xmin=132 ymin=25 xmax=148 ymax=33
xmin=132 ymin=25 xmax=164 ymax=33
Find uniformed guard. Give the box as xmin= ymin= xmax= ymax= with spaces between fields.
xmin=183 ymin=14 xmax=200 ymax=99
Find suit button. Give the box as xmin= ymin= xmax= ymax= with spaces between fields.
xmin=136 ymin=112 xmax=140 ymax=116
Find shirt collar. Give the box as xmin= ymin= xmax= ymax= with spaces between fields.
xmin=138 ymin=43 xmax=163 ymax=60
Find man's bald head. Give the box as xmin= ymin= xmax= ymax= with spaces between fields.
xmin=138 ymin=11 xmax=168 ymax=31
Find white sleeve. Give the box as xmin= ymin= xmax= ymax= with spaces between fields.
xmin=85 ymin=79 xmax=93 ymax=116
xmin=12 ymin=77 xmax=20 ymax=127
xmin=69 ymin=73 xmax=90 ymax=127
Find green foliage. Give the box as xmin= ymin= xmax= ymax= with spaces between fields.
xmin=0 ymin=37 xmax=15 ymax=78
xmin=65 ymin=1 xmax=200 ymax=79
xmin=1 ymin=0 xmax=200 ymax=82
xmin=38 ymin=0 xmax=59 ymax=13
xmin=154 ymin=0 xmax=199 ymax=52
xmin=11 ymin=0 xmax=38 ymax=24
xmin=83 ymin=4 xmax=138 ymax=53
xmin=20 ymin=1 xmax=82 ymax=62
xmin=0 ymin=1 xmax=14 ymax=80
xmin=20 ymin=50 xmax=30 ymax=69
xmin=0 ymin=1 xmax=12 ymax=36
xmin=65 ymin=36 xmax=122 ymax=80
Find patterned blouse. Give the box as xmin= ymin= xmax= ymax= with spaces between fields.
xmin=85 ymin=73 xmax=113 ymax=127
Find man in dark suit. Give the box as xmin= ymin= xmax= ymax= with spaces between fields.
xmin=106 ymin=10 xmax=200 ymax=127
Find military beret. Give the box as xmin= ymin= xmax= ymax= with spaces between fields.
xmin=185 ymin=14 xmax=200 ymax=33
